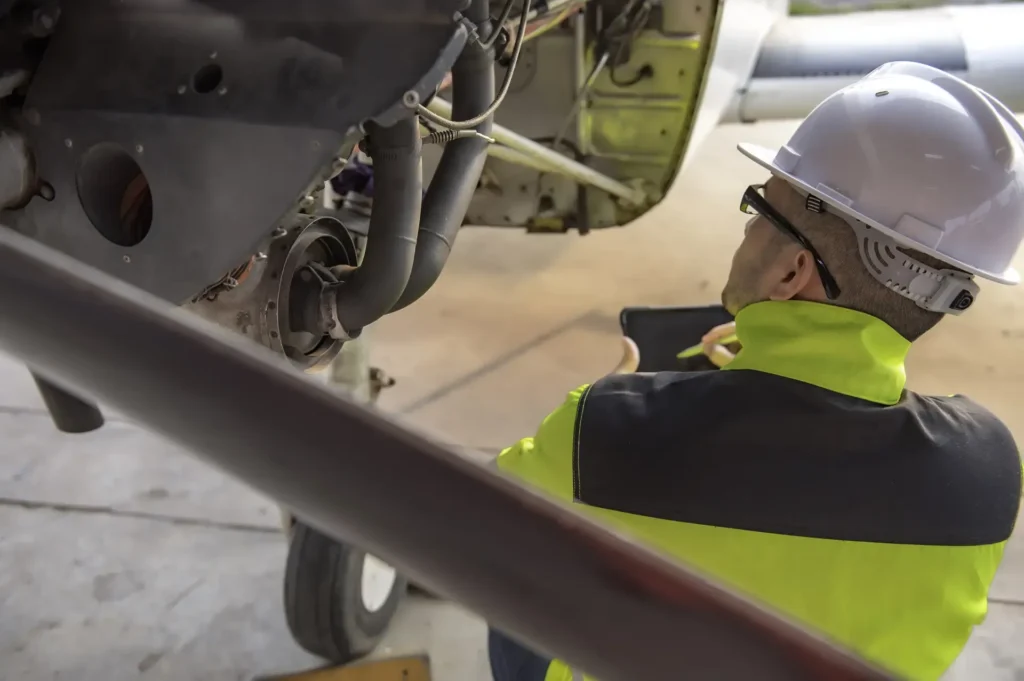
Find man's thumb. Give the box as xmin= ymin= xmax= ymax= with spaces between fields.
xmin=612 ymin=337 xmax=641 ymax=374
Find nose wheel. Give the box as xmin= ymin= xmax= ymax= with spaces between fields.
xmin=283 ymin=520 xmax=408 ymax=663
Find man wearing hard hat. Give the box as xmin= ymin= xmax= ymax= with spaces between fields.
xmin=490 ymin=62 xmax=1024 ymax=681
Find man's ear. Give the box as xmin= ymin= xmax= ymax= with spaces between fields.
xmin=767 ymin=248 xmax=818 ymax=301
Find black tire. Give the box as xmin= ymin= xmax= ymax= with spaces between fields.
xmin=283 ymin=520 xmax=407 ymax=663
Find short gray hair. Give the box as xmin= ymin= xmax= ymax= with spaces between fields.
xmin=774 ymin=181 xmax=946 ymax=341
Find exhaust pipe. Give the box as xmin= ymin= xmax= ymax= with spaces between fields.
xmin=322 ymin=0 xmax=495 ymax=335
xmin=327 ymin=116 xmax=423 ymax=336
xmin=390 ymin=0 xmax=496 ymax=313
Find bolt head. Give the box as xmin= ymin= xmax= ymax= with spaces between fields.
xmin=402 ymin=90 xmax=420 ymax=108
xmin=33 ymin=8 xmax=57 ymax=33
xmin=64 ymin=138 xmax=73 ymax=148
xmin=122 ymin=255 xmax=131 ymax=263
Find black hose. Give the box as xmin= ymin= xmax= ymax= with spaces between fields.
xmin=32 ymin=373 xmax=105 ymax=433
xmin=330 ymin=116 xmax=422 ymax=333
xmin=390 ymin=0 xmax=495 ymax=312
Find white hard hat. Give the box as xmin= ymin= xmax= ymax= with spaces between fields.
xmin=738 ymin=61 xmax=1024 ymax=314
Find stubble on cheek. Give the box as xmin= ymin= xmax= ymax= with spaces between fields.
xmin=721 ymin=245 xmax=759 ymax=315
xmin=721 ymin=271 xmax=749 ymax=316
xmin=722 ymin=218 xmax=791 ymax=315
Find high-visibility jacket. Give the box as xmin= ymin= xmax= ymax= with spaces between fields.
xmin=497 ymin=300 xmax=1022 ymax=681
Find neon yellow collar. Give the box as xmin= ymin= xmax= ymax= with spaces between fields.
xmin=723 ymin=300 xmax=910 ymax=405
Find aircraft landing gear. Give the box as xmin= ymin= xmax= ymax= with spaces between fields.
xmin=282 ymin=330 xmax=406 ymax=664
xmin=185 ymin=200 xmax=406 ymax=665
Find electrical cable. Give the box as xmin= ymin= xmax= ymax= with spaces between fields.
xmin=606 ymin=0 xmax=653 ymax=88
xmin=527 ymin=0 xmax=650 ymax=225
xmin=551 ymin=50 xmax=609 ymax=153
xmin=416 ymin=0 xmax=531 ymax=131
xmin=549 ymin=0 xmax=651 ymax=152
xmin=524 ymin=2 xmax=579 ymax=42
xmin=610 ymin=62 xmax=652 ymax=87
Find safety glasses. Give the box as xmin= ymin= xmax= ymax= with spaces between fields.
xmin=740 ymin=184 xmax=841 ymax=300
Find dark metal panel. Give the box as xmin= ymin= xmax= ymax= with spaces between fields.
xmin=752 ymin=10 xmax=967 ymax=79
xmin=15 ymin=0 xmax=469 ymax=303
xmin=0 ymin=226 xmax=895 ymax=681
xmin=27 ymin=1 xmax=468 ymax=130
xmin=21 ymin=117 xmax=346 ymax=303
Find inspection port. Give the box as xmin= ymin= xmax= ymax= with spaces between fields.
xmin=76 ymin=143 xmax=153 ymax=247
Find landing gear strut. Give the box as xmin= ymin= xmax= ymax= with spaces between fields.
xmin=282 ymin=331 xmax=407 ymax=664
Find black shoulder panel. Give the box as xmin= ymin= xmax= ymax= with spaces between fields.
xmin=573 ymin=371 xmax=1021 ymax=546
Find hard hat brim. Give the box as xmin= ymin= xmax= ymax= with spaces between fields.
xmin=737 ymin=142 xmax=1021 ymax=286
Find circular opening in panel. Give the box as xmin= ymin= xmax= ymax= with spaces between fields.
xmin=76 ymin=143 xmax=153 ymax=247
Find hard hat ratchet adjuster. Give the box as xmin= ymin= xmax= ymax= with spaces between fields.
xmin=848 ymin=220 xmax=980 ymax=315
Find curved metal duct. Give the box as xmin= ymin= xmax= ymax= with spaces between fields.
xmin=723 ymin=3 xmax=1024 ymax=123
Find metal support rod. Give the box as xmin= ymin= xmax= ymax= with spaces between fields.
xmin=572 ymin=9 xmax=589 ymax=154
xmin=486 ymin=142 xmax=562 ymax=174
xmin=0 ymin=226 xmax=893 ymax=681
xmin=427 ymin=97 xmax=647 ymax=206
xmin=421 ymin=122 xmax=567 ymax=174
xmin=552 ymin=50 xmax=609 ymax=156
xmin=420 ymin=126 xmax=556 ymax=175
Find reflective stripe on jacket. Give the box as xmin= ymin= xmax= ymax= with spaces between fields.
xmin=497 ymin=300 xmax=1022 ymax=681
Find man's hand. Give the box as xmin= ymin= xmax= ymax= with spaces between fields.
xmin=702 ymin=321 xmax=739 ymax=368
xmin=611 ymin=337 xmax=641 ymax=374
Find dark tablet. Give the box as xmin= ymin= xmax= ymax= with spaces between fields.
xmin=619 ymin=305 xmax=734 ymax=373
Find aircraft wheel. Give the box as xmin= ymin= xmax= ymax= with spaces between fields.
xmin=283 ymin=519 xmax=407 ymax=663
